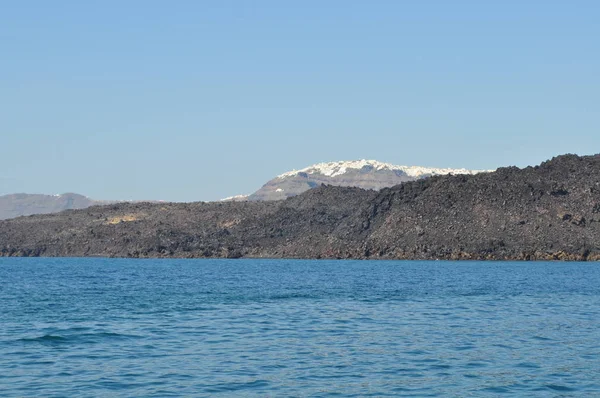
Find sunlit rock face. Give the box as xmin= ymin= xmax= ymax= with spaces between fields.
xmin=246 ymin=159 xmax=491 ymax=201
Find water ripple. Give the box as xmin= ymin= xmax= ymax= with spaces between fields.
xmin=1 ymin=258 xmax=600 ymax=396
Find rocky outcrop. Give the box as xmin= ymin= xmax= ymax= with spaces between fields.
xmin=1 ymin=154 xmax=600 ymax=260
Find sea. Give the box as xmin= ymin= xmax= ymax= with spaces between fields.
xmin=0 ymin=258 xmax=599 ymax=397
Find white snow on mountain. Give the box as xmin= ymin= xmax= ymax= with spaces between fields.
xmin=221 ymin=194 xmax=250 ymax=202
xmin=277 ymin=159 xmax=491 ymax=179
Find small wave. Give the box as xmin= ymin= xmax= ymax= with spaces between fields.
xmin=546 ymin=384 xmax=577 ymax=392
xmin=454 ymin=344 xmax=475 ymax=351
xmin=480 ymin=386 xmax=510 ymax=393
xmin=204 ymin=379 xmax=270 ymax=393
xmin=19 ymin=335 xmax=69 ymax=343
xmin=404 ymin=349 xmax=429 ymax=355
xmin=17 ymin=331 xmax=141 ymax=345
xmin=465 ymin=362 xmax=488 ymax=368
xmin=83 ymin=332 xmax=140 ymax=339
xmin=532 ymin=335 xmax=553 ymax=341
xmin=516 ymin=362 xmax=540 ymax=369
xmin=268 ymin=293 xmax=317 ymax=300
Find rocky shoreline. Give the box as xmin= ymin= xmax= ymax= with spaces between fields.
xmin=2 ymin=154 xmax=600 ymax=261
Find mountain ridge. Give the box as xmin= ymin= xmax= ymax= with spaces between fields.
xmin=1 ymin=159 xmax=488 ymax=219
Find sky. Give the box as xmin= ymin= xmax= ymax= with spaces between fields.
xmin=1 ymin=1 xmax=599 ymax=201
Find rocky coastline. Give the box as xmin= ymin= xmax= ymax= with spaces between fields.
xmin=2 ymin=154 xmax=600 ymax=261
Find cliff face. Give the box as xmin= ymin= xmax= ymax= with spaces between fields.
xmin=247 ymin=167 xmax=414 ymax=201
xmin=245 ymin=159 xmax=489 ymax=201
xmin=1 ymin=154 xmax=600 ymax=260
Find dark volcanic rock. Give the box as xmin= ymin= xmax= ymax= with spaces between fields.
xmin=2 ymin=154 xmax=600 ymax=260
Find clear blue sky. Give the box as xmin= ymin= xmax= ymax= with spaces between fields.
xmin=1 ymin=1 xmax=598 ymax=201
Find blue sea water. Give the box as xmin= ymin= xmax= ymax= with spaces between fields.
xmin=0 ymin=258 xmax=599 ymax=397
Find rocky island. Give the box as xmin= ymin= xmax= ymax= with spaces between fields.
xmin=1 ymin=154 xmax=600 ymax=260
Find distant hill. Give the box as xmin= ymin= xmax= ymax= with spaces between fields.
xmin=0 ymin=193 xmax=164 ymax=220
xmin=224 ymin=159 xmax=491 ymax=201
xmin=0 ymin=193 xmax=101 ymax=220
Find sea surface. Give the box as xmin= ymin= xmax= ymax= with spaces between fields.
xmin=0 ymin=258 xmax=599 ymax=397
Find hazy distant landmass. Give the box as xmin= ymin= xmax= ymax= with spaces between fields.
xmin=0 ymin=193 xmax=104 ymax=220
xmin=2 ymin=154 xmax=599 ymax=261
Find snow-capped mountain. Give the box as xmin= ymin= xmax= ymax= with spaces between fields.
xmin=277 ymin=160 xmax=487 ymax=179
xmin=220 ymin=194 xmax=250 ymax=202
xmin=233 ymin=159 xmax=492 ymax=201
